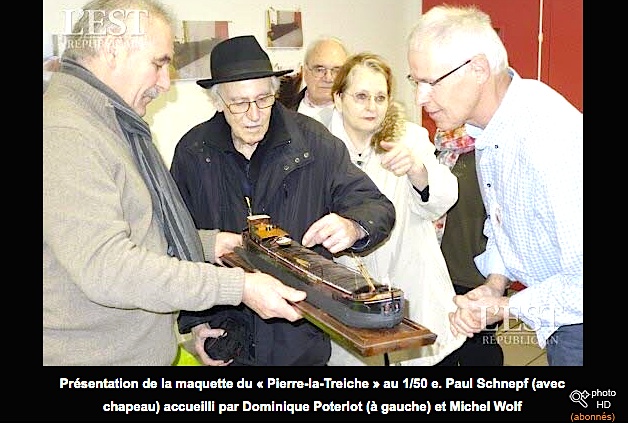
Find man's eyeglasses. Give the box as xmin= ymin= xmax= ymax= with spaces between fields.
xmin=218 ymin=93 xmax=276 ymax=114
xmin=407 ymin=59 xmax=471 ymax=91
xmin=307 ymin=65 xmax=341 ymax=79
xmin=343 ymin=91 xmax=389 ymax=105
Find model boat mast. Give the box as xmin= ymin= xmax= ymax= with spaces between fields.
xmin=351 ymin=253 xmax=376 ymax=292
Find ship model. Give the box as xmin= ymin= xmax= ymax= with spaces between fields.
xmin=229 ymin=214 xmax=405 ymax=329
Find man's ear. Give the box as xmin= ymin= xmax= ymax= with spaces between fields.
xmin=102 ymin=35 xmax=121 ymax=68
xmin=470 ymin=54 xmax=491 ymax=84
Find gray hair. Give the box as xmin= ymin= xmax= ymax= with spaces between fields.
xmin=208 ymin=77 xmax=282 ymax=111
xmin=408 ymin=5 xmax=508 ymax=73
xmin=63 ymin=0 xmax=175 ymax=62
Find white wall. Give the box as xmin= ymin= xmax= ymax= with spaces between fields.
xmin=44 ymin=0 xmax=423 ymax=167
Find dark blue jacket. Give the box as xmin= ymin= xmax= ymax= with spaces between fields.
xmin=171 ymin=102 xmax=395 ymax=365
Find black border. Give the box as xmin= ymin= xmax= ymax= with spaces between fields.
xmin=22 ymin=364 xmax=622 ymax=423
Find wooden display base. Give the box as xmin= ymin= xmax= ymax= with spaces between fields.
xmin=220 ymin=252 xmax=436 ymax=357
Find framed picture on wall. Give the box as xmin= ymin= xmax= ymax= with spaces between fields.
xmin=266 ymin=7 xmax=303 ymax=48
xmin=170 ymin=20 xmax=230 ymax=80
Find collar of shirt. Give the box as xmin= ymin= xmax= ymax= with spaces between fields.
xmin=465 ymin=123 xmax=483 ymax=139
xmin=302 ymin=89 xmax=333 ymax=108
xmin=468 ymin=67 xmax=518 ymax=150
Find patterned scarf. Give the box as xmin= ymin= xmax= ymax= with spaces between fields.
xmin=433 ymin=126 xmax=476 ymax=244
xmin=60 ymin=59 xmax=204 ymax=262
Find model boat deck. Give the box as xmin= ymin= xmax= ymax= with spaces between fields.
xmin=236 ymin=214 xmax=405 ymax=329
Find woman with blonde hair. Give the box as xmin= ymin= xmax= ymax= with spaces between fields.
xmin=327 ymin=52 xmax=465 ymax=365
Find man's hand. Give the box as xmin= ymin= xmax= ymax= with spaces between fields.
xmin=214 ymin=232 xmax=243 ymax=266
xmin=190 ymin=323 xmax=233 ymax=366
xmin=242 ymin=272 xmax=306 ymax=321
xmin=301 ymin=213 xmax=365 ymax=253
xmin=191 ymin=270 xmax=305 ymax=366
xmin=449 ymin=284 xmax=510 ymax=338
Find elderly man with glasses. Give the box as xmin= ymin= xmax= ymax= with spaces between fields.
xmin=170 ymin=35 xmax=395 ymax=366
xmin=277 ymin=36 xmax=349 ymax=126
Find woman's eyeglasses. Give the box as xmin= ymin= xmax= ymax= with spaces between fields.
xmin=343 ymin=91 xmax=389 ymax=105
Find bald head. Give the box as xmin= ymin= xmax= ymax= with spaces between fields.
xmin=303 ymin=37 xmax=349 ymax=106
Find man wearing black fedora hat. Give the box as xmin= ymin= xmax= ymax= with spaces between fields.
xmin=171 ymin=35 xmax=396 ymax=366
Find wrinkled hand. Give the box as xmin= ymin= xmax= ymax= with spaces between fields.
xmin=242 ymin=272 xmax=306 ymax=321
xmin=301 ymin=213 xmax=365 ymax=254
xmin=214 ymin=232 xmax=243 ymax=266
xmin=191 ymin=323 xmax=232 ymax=366
xmin=449 ymin=284 xmax=509 ymax=338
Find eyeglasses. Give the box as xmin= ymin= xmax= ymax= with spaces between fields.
xmin=343 ymin=91 xmax=389 ymax=105
xmin=407 ymin=59 xmax=471 ymax=91
xmin=307 ymin=65 xmax=341 ymax=79
xmin=218 ymin=93 xmax=276 ymax=114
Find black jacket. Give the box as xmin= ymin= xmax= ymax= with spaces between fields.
xmin=171 ymin=102 xmax=395 ymax=365
xmin=277 ymin=84 xmax=306 ymax=111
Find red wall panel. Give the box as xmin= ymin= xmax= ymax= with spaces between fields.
xmin=542 ymin=0 xmax=583 ymax=111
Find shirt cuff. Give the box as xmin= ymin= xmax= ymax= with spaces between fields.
xmin=414 ymin=184 xmax=430 ymax=202
xmin=350 ymin=221 xmax=370 ymax=250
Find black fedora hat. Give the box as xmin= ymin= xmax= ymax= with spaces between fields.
xmin=196 ymin=35 xmax=293 ymax=88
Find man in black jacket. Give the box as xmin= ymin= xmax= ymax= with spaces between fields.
xmin=171 ymin=35 xmax=395 ymax=366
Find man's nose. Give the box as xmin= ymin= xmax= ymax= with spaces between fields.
xmin=246 ymin=102 xmax=261 ymax=120
xmin=157 ymin=65 xmax=171 ymax=92
xmin=415 ymin=85 xmax=431 ymax=106
xmin=322 ymin=69 xmax=335 ymax=81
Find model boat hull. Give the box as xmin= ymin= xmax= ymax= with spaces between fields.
xmin=240 ymin=215 xmax=404 ymax=329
